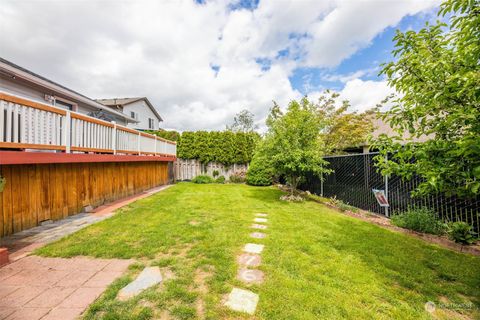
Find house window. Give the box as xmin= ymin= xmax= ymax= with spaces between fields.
xmin=130 ymin=111 xmax=138 ymax=119
xmin=148 ymin=118 xmax=155 ymax=129
xmin=54 ymin=98 xmax=75 ymax=111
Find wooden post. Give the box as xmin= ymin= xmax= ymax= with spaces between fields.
xmin=137 ymin=132 xmax=141 ymax=155
xmin=65 ymin=110 xmax=71 ymax=153
xmin=112 ymin=121 xmax=117 ymax=154
xmin=154 ymin=136 xmax=157 ymax=155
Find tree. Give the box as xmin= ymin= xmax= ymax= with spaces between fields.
xmin=316 ymin=91 xmax=375 ymax=154
xmin=227 ymin=109 xmax=258 ymax=132
xmin=374 ymin=0 xmax=480 ymax=197
xmin=264 ymin=98 xmax=332 ymax=194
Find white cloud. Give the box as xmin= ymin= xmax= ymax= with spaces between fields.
xmin=339 ymin=79 xmax=394 ymax=112
xmin=0 ymin=0 xmax=438 ymax=130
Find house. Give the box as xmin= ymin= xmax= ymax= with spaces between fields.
xmin=96 ymin=97 xmax=163 ymax=131
xmin=0 ymin=57 xmax=137 ymax=126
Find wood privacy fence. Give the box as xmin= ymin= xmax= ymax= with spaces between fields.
xmin=175 ymin=159 xmax=248 ymax=181
xmin=0 ymin=161 xmax=171 ymax=237
xmin=0 ymin=92 xmax=176 ymax=156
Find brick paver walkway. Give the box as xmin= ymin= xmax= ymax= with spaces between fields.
xmin=0 ymin=185 xmax=172 ymax=319
xmin=0 ymin=255 xmax=133 ymax=320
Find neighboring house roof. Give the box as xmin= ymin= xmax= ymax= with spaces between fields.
xmin=0 ymin=57 xmax=138 ymax=123
xmin=368 ymin=114 xmax=431 ymax=144
xmin=96 ymin=97 xmax=163 ymax=122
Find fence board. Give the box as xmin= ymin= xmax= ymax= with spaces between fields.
xmin=0 ymin=161 xmax=171 ymax=237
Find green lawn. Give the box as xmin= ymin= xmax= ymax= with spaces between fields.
xmin=37 ymin=183 xmax=480 ymax=320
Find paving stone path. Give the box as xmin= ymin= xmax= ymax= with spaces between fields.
xmin=224 ymin=212 xmax=269 ymax=315
xmin=0 ymin=255 xmax=133 ymax=320
xmin=117 ymin=267 xmax=162 ymax=301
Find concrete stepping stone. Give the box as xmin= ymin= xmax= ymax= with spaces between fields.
xmin=256 ymin=213 xmax=268 ymax=217
xmin=250 ymin=232 xmax=266 ymax=239
xmin=254 ymin=218 xmax=267 ymax=223
xmin=251 ymin=224 xmax=267 ymax=230
xmin=237 ymin=268 xmax=264 ymax=284
xmin=117 ymin=267 xmax=162 ymax=301
xmin=224 ymin=288 xmax=259 ymax=315
xmin=237 ymin=253 xmax=261 ymax=267
xmin=243 ymin=243 xmax=264 ymax=254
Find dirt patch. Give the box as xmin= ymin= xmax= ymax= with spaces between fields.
xmin=189 ymin=220 xmax=200 ymax=226
xmin=193 ymin=266 xmax=214 ymax=319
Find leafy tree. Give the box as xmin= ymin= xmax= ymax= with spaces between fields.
xmin=263 ymin=98 xmax=332 ymax=194
xmin=374 ymin=0 xmax=480 ymax=198
xmin=227 ymin=109 xmax=258 ymax=132
xmin=316 ymin=91 xmax=375 ymax=154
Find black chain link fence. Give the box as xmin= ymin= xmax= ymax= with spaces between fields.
xmin=299 ymin=152 xmax=480 ymax=233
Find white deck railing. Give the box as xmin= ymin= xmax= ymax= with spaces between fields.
xmin=0 ymin=92 xmax=176 ymax=156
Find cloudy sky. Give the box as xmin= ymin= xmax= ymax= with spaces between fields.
xmin=0 ymin=0 xmax=440 ymax=131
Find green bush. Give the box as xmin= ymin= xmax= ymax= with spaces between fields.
xmin=337 ymin=201 xmax=358 ymax=213
xmin=447 ymin=222 xmax=477 ymax=245
xmin=212 ymin=170 xmax=220 ymax=178
xmin=215 ymin=176 xmax=226 ymax=184
xmin=246 ymin=154 xmax=274 ymax=186
xmin=391 ymin=207 xmax=446 ymax=235
xmin=229 ymin=173 xmax=246 ymax=183
xmin=191 ymin=175 xmax=214 ymax=184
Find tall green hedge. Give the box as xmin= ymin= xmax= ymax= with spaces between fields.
xmin=149 ymin=130 xmax=259 ymax=165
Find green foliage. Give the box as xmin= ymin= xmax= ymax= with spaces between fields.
xmin=391 ymin=207 xmax=447 ymax=235
xmin=259 ymin=97 xmax=332 ymax=193
xmin=229 ymin=173 xmax=246 ymax=183
xmin=246 ymin=144 xmax=275 ymax=186
xmin=212 ymin=170 xmax=219 ymax=178
xmin=191 ymin=175 xmax=214 ymax=184
xmin=318 ymin=91 xmax=375 ymax=154
xmin=374 ymin=0 xmax=480 ymax=198
xmin=447 ymin=222 xmax=477 ymax=245
xmin=215 ymin=175 xmax=225 ymax=184
xmin=177 ymin=131 xmax=259 ymax=165
xmin=146 ymin=129 xmax=181 ymax=141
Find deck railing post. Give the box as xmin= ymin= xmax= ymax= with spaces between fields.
xmin=137 ymin=132 xmax=141 ymax=155
xmin=111 ymin=121 xmax=116 ymax=155
xmin=64 ymin=110 xmax=71 ymax=153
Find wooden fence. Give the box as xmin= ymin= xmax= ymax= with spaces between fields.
xmin=175 ymin=159 xmax=248 ymax=181
xmin=0 ymin=161 xmax=171 ymax=237
xmin=0 ymin=92 xmax=176 ymax=156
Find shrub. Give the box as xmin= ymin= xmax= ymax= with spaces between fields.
xmin=391 ymin=207 xmax=446 ymax=235
xmin=212 ymin=170 xmax=219 ymax=178
xmin=447 ymin=222 xmax=477 ymax=245
xmin=229 ymin=170 xmax=246 ymax=183
xmin=191 ymin=175 xmax=214 ymax=184
xmin=337 ymin=201 xmax=358 ymax=213
xmin=215 ymin=175 xmax=226 ymax=184
xmin=229 ymin=174 xmax=246 ymax=183
xmin=246 ymin=154 xmax=274 ymax=186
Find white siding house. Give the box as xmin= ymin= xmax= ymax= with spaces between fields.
xmin=0 ymin=58 xmax=138 ymax=126
xmin=96 ymin=97 xmax=163 ymax=131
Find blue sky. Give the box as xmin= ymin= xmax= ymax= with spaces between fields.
xmin=288 ymin=13 xmax=436 ymax=94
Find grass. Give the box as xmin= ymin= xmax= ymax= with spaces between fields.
xmin=36 ymin=183 xmax=480 ymax=319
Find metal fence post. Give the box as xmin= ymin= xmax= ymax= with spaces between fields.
xmin=320 ymin=171 xmax=324 ymax=197
xmin=384 ymin=153 xmax=389 ymax=217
